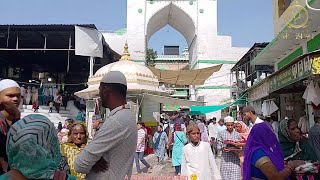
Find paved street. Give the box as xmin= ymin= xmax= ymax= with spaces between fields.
xmin=131 ymin=154 xmax=222 ymax=178
xmin=132 ymin=154 xmax=175 ymax=177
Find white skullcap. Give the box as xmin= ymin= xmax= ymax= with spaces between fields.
xmin=101 ymin=71 xmax=127 ymax=86
xmin=0 ymin=79 xmax=20 ymax=92
xmin=224 ymin=116 xmax=234 ymax=123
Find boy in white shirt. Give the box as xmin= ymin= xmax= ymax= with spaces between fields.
xmin=181 ymin=124 xmax=221 ymax=180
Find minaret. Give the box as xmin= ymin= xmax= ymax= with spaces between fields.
xmin=120 ymin=41 xmax=131 ymax=61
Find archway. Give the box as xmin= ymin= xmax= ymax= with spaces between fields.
xmin=146 ymin=2 xmax=196 ymax=62
xmin=148 ymin=25 xmax=187 ymax=55
xmin=146 ymin=3 xmax=196 ymax=46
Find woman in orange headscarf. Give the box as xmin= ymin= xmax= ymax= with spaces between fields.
xmin=233 ymin=121 xmax=250 ymax=175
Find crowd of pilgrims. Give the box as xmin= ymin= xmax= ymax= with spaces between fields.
xmin=134 ymin=107 xmax=320 ymax=180
xmin=0 ymin=76 xmax=320 ymax=180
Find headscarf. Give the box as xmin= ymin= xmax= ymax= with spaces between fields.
xmin=278 ymin=119 xmax=317 ymax=162
xmin=5 ymin=114 xmax=69 ymax=179
xmin=243 ymin=122 xmax=284 ymax=180
xmin=198 ymin=122 xmax=209 ymax=142
xmin=236 ymin=121 xmax=250 ymax=140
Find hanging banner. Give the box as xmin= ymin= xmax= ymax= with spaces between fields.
xmin=312 ymin=55 xmax=320 ymax=75
xmin=75 ymin=26 xmax=103 ymax=58
xmin=270 ymin=56 xmax=311 ymax=92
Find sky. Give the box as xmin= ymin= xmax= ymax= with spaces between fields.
xmin=0 ymin=0 xmax=274 ymax=54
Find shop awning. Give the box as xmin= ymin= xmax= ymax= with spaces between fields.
xmin=189 ymin=104 xmax=229 ymax=115
xmin=142 ymin=93 xmax=204 ymax=106
xmin=147 ymin=65 xmax=222 ymax=85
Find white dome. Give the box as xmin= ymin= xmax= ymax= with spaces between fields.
xmin=88 ymin=60 xmax=160 ymax=89
xmin=75 ymin=42 xmax=167 ymax=99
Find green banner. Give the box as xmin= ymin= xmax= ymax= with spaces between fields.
xmin=270 ymin=56 xmax=311 ymax=92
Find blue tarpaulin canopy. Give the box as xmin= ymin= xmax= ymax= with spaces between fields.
xmin=189 ymin=94 xmax=247 ymax=115
xmin=189 ymin=105 xmax=229 ymax=115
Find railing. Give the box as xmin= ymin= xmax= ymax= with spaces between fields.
xmin=156 ymin=55 xmax=188 ymax=60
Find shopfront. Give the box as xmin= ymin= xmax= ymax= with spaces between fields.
xmin=268 ymin=51 xmax=320 ymax=127
xmin=246 ymin=78 xmax=280 ymax=122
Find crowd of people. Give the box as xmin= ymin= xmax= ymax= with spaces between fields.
xmin=0 ymin=70 xmax=319 ymax=180
xmin=130 ymin=104 xmax=320 ymax=180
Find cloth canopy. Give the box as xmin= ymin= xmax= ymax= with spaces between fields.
xmin=189 ymin=104 xmax=229 ymax=115
xmin=147 ymin=65 xmax=222 ymax=85
xmin=142 ymin=93 xmax=204 ymax=106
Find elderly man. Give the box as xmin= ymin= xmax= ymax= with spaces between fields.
xmin=75 ymin=71 xmax=137 ymax=180
xmin=0 ymin=79 xmax=21 ymax=175
xmin=243 ymin=106 xmax=263 ymax=129
xmin=217 ymin=116 xmax=242 ymax=180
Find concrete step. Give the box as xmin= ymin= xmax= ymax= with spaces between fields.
xmin=20 ymin=105 xmax=75 ymax=128
xmin=21 ymin=105 xmax=69 ymax=114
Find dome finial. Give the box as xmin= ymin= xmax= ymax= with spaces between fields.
xmin=120 ymin=41 xmax=131 ymax=61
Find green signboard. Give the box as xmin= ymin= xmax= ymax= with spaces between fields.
xmin=271 ymin=56 xmax=311 ymax=92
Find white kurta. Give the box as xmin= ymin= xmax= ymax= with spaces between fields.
xmin=181 ymin=141 xmax=221 ymax=180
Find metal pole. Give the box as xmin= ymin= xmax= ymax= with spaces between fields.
xmin=89 ymin=57 xmax=94 ymax=77
xmin=15 ymin=34 xmax=18 ymax=49
xmin=6 ymin=25 xmax=10 ymax=47
xmin=136 ymin=97 xmax=139 ymax=122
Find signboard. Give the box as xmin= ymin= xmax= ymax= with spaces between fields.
xmin=312 ymin=56 xmax=320 ymax=75
xmin=248 ymin=81 xmax=270 ymax=101
xmin=270 ymin=56 xmax=311 ymax=92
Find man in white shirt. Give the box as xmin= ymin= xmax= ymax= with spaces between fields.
xmin=243 ymin=106 xmax=263 ymax=130
xmin=208 ymin=118 xmax=219 ymax=155
xmin=75 ymin=71 xmax=137 ymax=180
xmin=217 ymin=118 xmax=227 ymax=133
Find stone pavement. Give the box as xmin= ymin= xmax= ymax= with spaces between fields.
xmin=131 ymin=153 xmax=222 ymax=178
xmin=131 ymin=154 xmax=175 ymax=176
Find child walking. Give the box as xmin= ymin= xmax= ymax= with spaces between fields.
xmin=181 ymin=124 xmax=221 ymax=180
xmin=49 ymin=101 xmax=54 ymax=113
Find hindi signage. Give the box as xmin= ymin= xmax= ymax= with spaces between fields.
xmin=270 ymin=56 xmax=311 ymax=92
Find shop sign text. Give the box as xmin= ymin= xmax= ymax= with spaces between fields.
xmin=271 ymin=56 xmax=311 ymax=92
